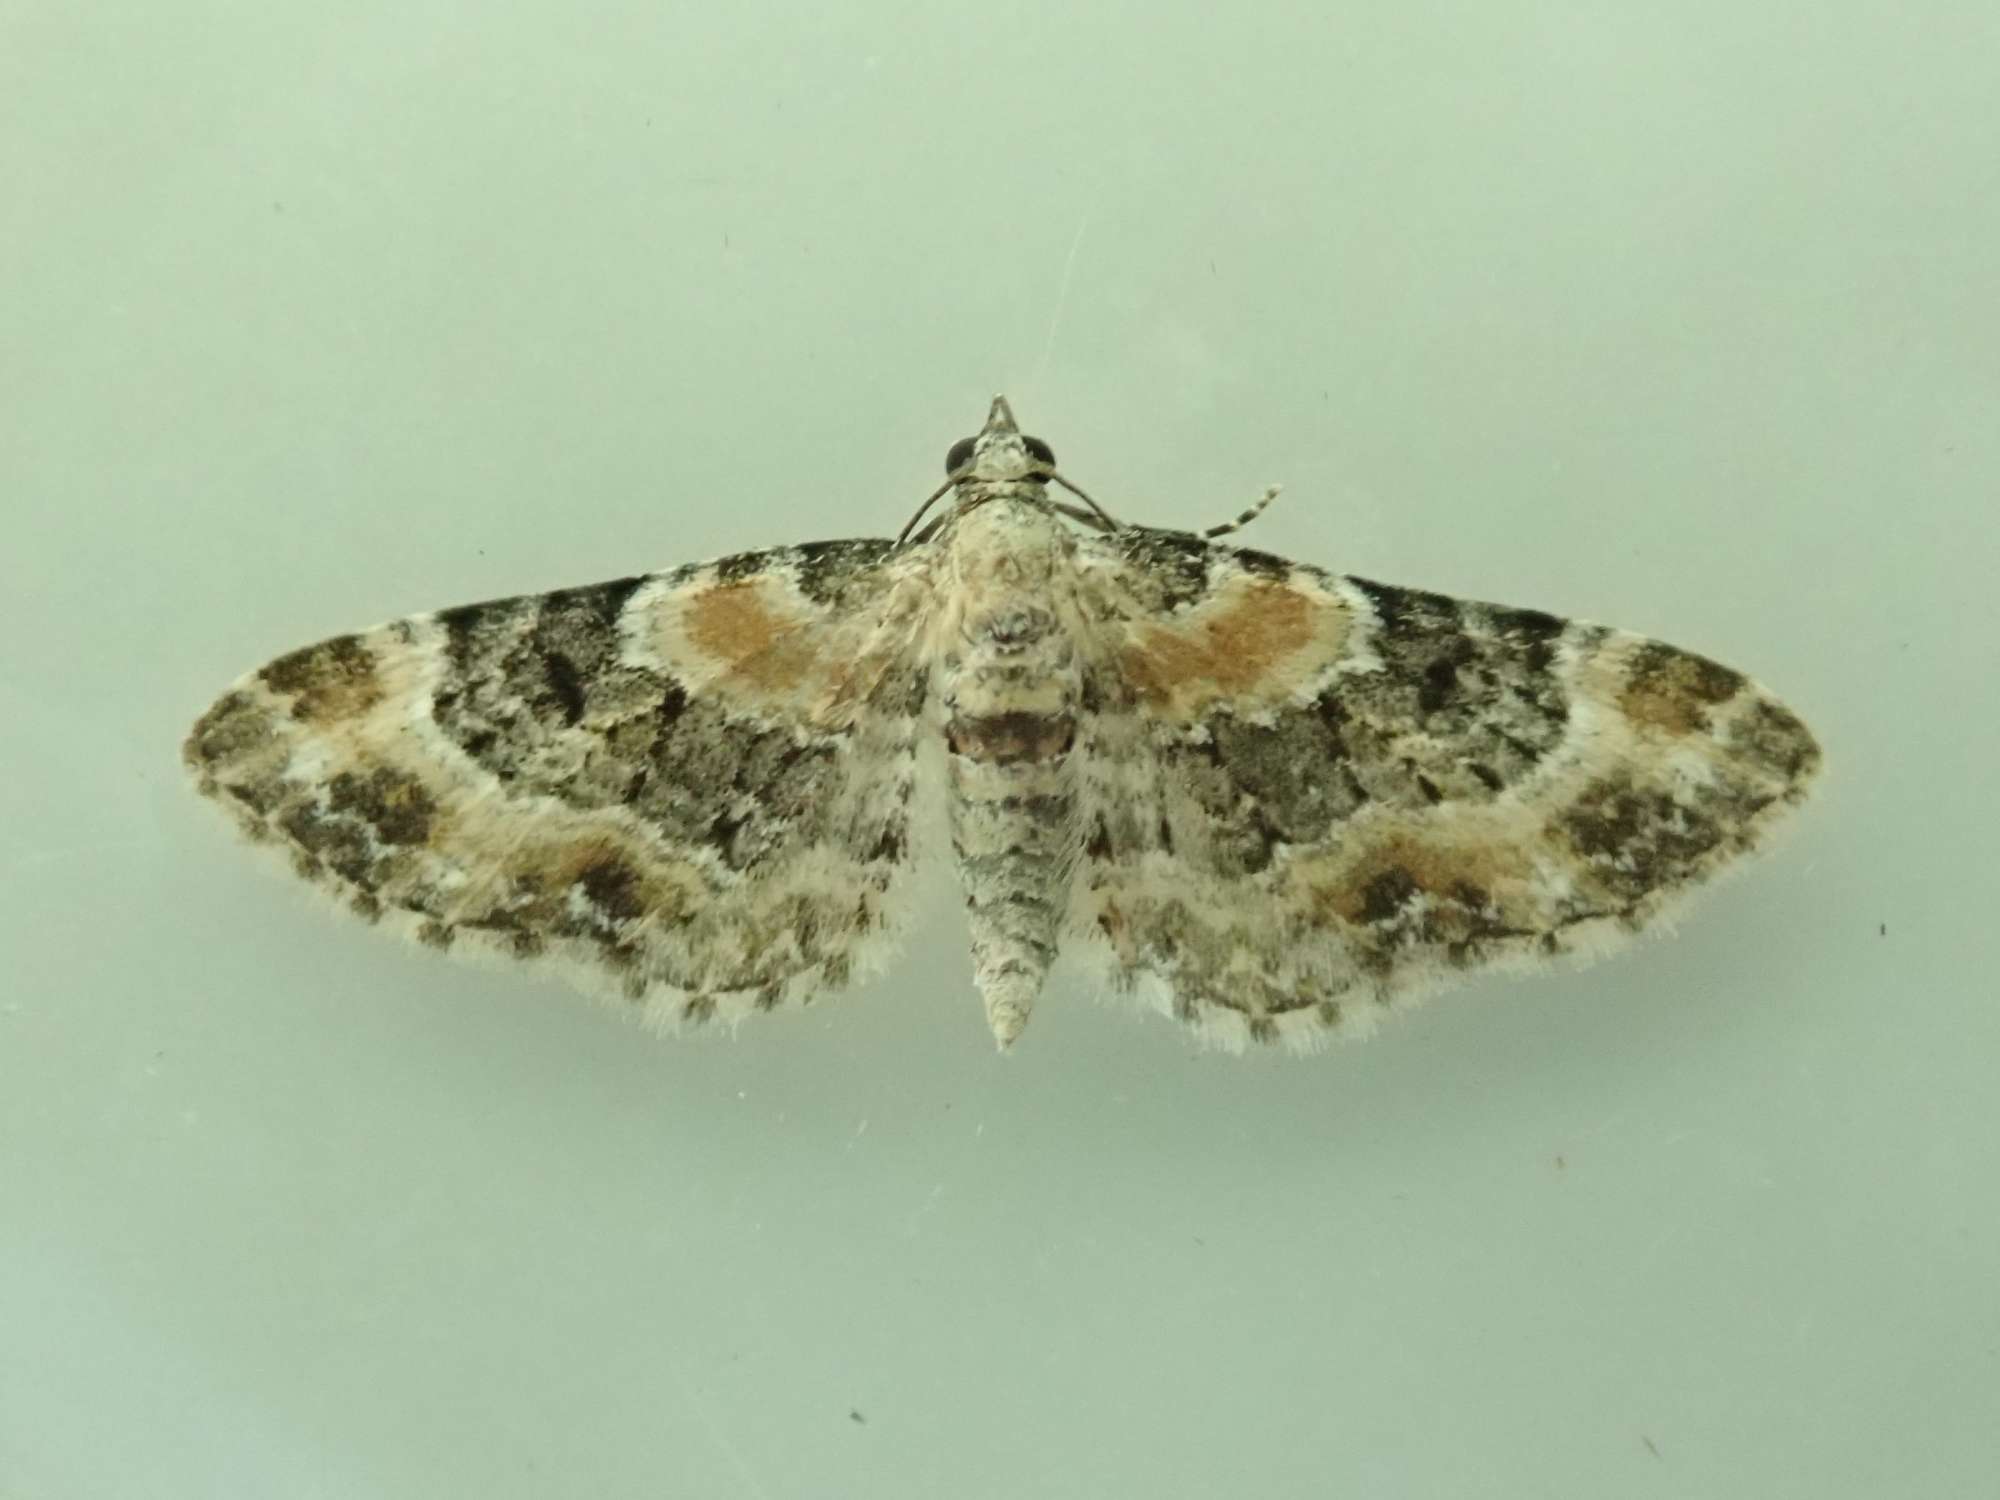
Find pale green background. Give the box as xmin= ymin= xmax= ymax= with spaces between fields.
xmin=4 ymin=3 xmax=1995 ymax=1497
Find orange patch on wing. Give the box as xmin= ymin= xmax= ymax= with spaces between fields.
xmin=260 ymin=636 xmax=383 ymax=725
xmin=1121 ymin=578 xmax=1344 ymax=717
xmin=684 ymin=579 xmax=828 ymax=695
xmin=1308 ymin=831 xmax=1531 ymax=927
xmin=1618 ymin=650 xmax=1744 ymax=737
xmin=461 ymin=823 xmax=701 ymax=929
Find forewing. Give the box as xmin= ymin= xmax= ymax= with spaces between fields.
xmin=185 ymin=539 xmax=936 ymax=1027
xmin=1069 ymin=528 xmax=1821 ymax=1049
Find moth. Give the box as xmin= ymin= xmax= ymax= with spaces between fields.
xmin=185 ymin=397 xmax=1821 ymax=1050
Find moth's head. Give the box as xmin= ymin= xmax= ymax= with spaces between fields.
xmin=945 ymin=396 xmax=1056 ymax=485
xmin=897 ymin=394 xmax=1094 ymax=545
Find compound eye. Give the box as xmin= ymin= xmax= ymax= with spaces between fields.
xmin=945 ymin=437 xmax=976 ymax=474
xmin=1023 ymin=437 xmax=1056 ymax=467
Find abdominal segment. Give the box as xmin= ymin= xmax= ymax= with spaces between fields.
xmin=941 ymin=665 xmax=1081 ymax=1046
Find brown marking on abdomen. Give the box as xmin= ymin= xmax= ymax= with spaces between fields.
xmin=946 ymin=711 xmax=1076 ymax=766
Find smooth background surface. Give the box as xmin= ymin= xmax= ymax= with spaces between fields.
xmin=5 ymin=4 xmax=1995 ymax=1496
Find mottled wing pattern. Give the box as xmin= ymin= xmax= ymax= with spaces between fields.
xmin=1069 ymin=528 xmax=1821 ymax=1049
xmin=185 ymin=540 xmax=936 ymax=1028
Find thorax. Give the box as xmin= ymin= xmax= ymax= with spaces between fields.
xmin=930 ymin=495 xmax=1083 ymax=720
